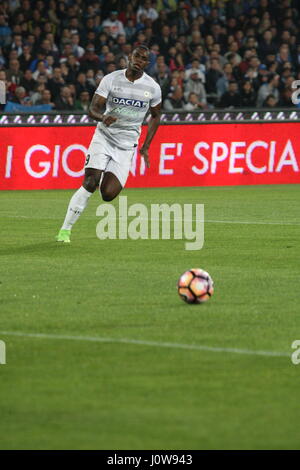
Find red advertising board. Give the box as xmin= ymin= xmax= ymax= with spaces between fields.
xmin=0 ymin=123 xmax=299 ymax=190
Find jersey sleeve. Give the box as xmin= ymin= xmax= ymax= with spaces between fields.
xmin=150 ymin=84 xmax=162 ymax=107
xmin=95 ymin=74 xmax=112 ymax=99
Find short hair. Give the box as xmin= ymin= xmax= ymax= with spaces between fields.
xmin=133 ymin=44 xmax=150 ymax=55
xmin=227 ymin=53 xmax=236 ymax=61
xmin=265 ymin=94 xmax=276 ymax=101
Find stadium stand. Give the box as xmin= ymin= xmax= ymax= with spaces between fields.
xmin=0 ymin=0 xmax=299 ymax=112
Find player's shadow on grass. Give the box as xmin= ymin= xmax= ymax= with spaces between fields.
xmin=0 ymin=242 xmax=80 ymax=257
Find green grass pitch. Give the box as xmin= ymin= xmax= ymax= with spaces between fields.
xmin=0 ymin=184 xmax=300 ymax=450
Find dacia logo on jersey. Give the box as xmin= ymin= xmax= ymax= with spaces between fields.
xmin=112 ymin=97 xmax=148 ymax=108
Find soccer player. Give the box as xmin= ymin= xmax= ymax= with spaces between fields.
xmin=56 ymin=45 xmax=162 ymax=243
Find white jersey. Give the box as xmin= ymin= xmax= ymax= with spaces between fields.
xmin=94 ymin=69 xmax=162 ymax=149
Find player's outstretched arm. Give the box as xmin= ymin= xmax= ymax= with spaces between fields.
xmin=88 ymin=94 xmax=117 ymax=127
xmin=140 ymin=103 xmax=161 ymax=168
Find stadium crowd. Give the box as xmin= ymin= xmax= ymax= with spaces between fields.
xmin=0 ymin=0 xmax=300 ymax=112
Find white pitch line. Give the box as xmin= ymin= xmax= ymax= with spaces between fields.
xmin=0 ymin=330 xmax=290 ymax=358
xmin=1 ymin=214 xmax=300 ymax=226
xmin=205 ymin=219 xmax=300 ymax=226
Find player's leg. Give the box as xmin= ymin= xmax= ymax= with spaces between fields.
xmin=100 ymin=171 xmax=123 ymax=201
xmin=56 ymin=127 xmax=110 ymax=243
xmin=56 ymin=168 xmax=102 ymax=243
xmin=99 ymin=147 xmax=135 ymax=202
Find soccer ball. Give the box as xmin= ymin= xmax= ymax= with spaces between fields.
xmin=177 ymin=268 xmax=214 ymax=304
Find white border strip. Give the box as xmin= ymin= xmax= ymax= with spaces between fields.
xmin=0 ymin=331 xmax=289 ymax=358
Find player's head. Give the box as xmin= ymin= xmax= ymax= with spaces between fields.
xmin=128 ymin=45 xmax=150 ymax=73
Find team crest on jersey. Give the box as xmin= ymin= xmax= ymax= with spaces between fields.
xmin=144 ymin=91 xmax=151 ymax=98
xmin=112 ymin=97 xmax=148 ymax=108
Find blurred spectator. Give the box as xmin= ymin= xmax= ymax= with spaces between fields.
xmin=190 ymin=0 xmax=204 ymax=20
xmin=201 ymin=0 xmax=212 ymax=17
xmin=48 ymin=0 xmax=60 ymax=26
xmin=29 ymin=48 xmax=48 ymax=72
xmin=35 ymin=88 xmax=54 ymax=108
xmin=54 ymin=85 xmax=75 ymax=110
xmin=45 ymin=32 xmax=59 ymax=55
xmin=184 ymin=91 xmax=205 ymax=111
xmin=224 ymin=41 xmax=242 ymax=64
xmin=60 ymin=62 xmax=71 ymax=83
xmin=137 ymin=1 xmax=159 ymax=23
xmin=0 ymin=69 xmax=10 ymax=108
xmin=226 ymin=0 xmax=245 ymax=18
xmin=115 ymin=42 xmax=132 ymax=65
xmin=9 ymin=33 xmax=23 ymax=56
xmin=0 ymin=14 xmax=12 ymax=47
xmin=172 ymin=50 xmax=186 ymax=72
xmin=117 ymin=56 xmax=127 ymax=69
xmin=124 ymin=19 xmax=136 ymax=41
xmin=205 ymin=58 xmax=223 ymax=95
xmin=32 ymin=59 xmax=51 ymax=80
xmin=152 ymin=9 xmax=167 ymax=35
xmin=256 ymin=73 xmax=280 ymax=107
xmin=79 ymin=44 xmax=101 ymax=72
xmin=86 ymin=69 xmax=97 ymax=89
xmin=164 ymin=85 xmax=185 ymax=111
xmin=71 ymin=33 xmax=85 ymax=59
xmin=239 ymin=80 xmax=257 ymax=107
xmin=48 ymin=66 xmax=65 ymax=97
xmin=184 ymin=70 xmax=207 ymax=105
xmin=177 ymin=6 xmax=190 ymax=36
xmin=102 ymin=11 xmax=125 ymax=39
xmin=6 ymin=58 xmax=23 ymax=84
xmin=185 ymin=58 xmax=205 ymax=83
xmin=20 ymin=69 xmax=35 ymax=93
xmin=185 ymin=89 xmax=207 ymax=110
xmin=216 ymin=63 xmax=235 ymax=97
xmin=154 ymin=62 xmax=170 ymax=100
xmin=263 ymin=93 xmax=279 ymax=108
xmin=64 ymin=55 xmax=80 ymax=83
xmin=151 ymin=54 xmax=168 ymax=76
xmin=31 ymin=82 xmax=45 ymax=104
xmin=60 ymin=44 xmax=74 ymax=64
xmin=279 ymin=84 xmax=295 ymax=108
xmin=11 ymin=85 xmax=26 ymax=104
xmin=218 ymin=80 xmax=241 ymax=108
xmin=75 ymin=90 xmax=91 ymax=111
xmin=276 ymin=44 xmax=292 ymax=65
xmin=0 ymin=46 xmax=6 ymax=67
xmin=95 ymin=70 xmax=104 ymax=87
xmin=258 ymin=30 xmax=277 ymax=60
xmin=75 ymin=72 xmax=88 ymax=97
xmin=119 ymin=3 xmax=137 ymax=26
xmin=112 ymin=34 xmax=126 ymax=56
xmin=158 ymin=25 xmax=175 ymax=57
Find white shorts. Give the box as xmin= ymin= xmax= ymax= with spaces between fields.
xmin=85 ymin=128 xmax=136 ymax=187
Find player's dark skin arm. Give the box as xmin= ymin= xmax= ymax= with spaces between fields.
xmin=88 ymin=93 xmax=117 ymax=126
xmin=140 ymin=103 xmax=161 ymax=168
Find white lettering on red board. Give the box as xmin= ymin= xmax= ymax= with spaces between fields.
xmin=2 ymin=139 xmax=299 ymax=180
xmin=192 ymin=139 xmax=299 ymax=175
xmin=5 ymin=144 xmax=87 ymax=179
